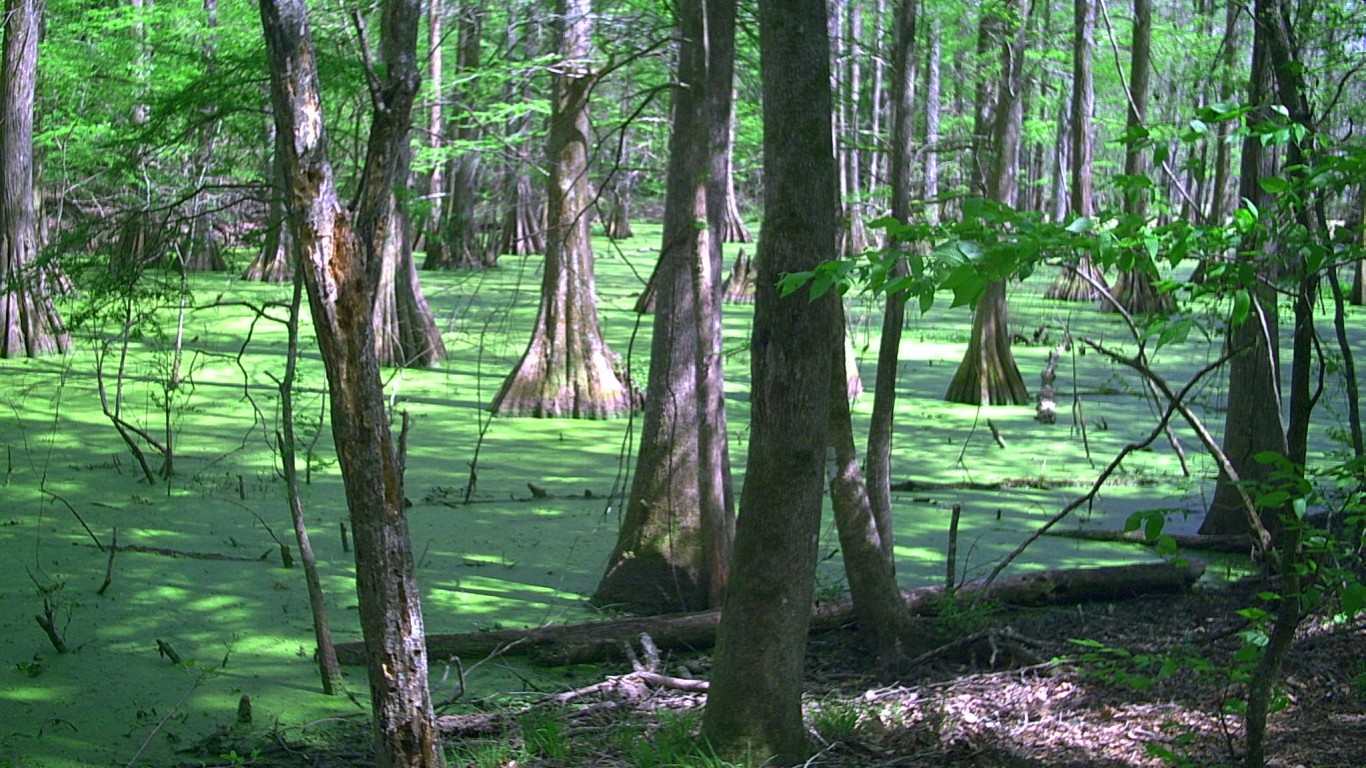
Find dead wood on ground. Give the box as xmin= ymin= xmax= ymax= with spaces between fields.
xmin=333 ymin=560 xmax=1204 ymax=666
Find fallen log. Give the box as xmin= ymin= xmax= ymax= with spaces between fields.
xmin=333 ymin=560 xmax=1204 ymax=666
xmin=1044 ymin=527 xmax=1253 ymax=553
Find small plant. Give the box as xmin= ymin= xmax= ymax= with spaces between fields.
xmin=1066 ymin=638 xmax=1182 ymax=692
xmin=623 ymin=710 xmax=700 ymax=768
xmin=1142 ymin=721 xmax=1200 ymax=768
xmin=811 ymin=698 xmax=862 ymax=742
xmin=518 ymin=710 xmax=571 ymax=762
xmin=447 ymin=741 xmax=515 ymax=768
xmin=927 ymin=593 xmax=997 ymax=637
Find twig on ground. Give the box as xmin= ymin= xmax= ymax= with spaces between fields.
xmin=97 ymin=529 xmax=118 ymax=596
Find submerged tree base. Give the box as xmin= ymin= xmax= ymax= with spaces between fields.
xmin=1044 ymin=260 xmax=1108 ymax=302
xmin=1108 ymin=268 xmax=1174 ymax=315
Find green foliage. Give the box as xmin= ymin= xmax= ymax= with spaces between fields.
xmin=1065 ymin=638 xmax=1185 ymax=692
xmin=518 ymin=710 xmax=572 ymax=762
xmin=926 ymin=593 xmax=997 ymax=637
xmin=447 ymin=740 xmax=516 ymax=768
xmin=810 ymin=698 xmax=863 ymax=742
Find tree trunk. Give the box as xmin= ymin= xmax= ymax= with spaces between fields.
xmin=592 ymin=0 xmax=734 ymax=612
xmin=1200 ymin=0 xmax=1287 ymax=539
xmin=946 ymin=0 xmax=1029 ymax=407
xmin=1046 ymin=0 xmax=1107 ymax=302
xmin=1109 ymin=0 xmax=1172 ymax=314
xmin=418 ymin=0 xmax=444 ymax=258
xmin=426 ymin=4 xmax=490 ymax=270
xmin=721 ymin=248 xmax=756 ymax=303
xmin=718 ymin=94 xmax=752 ymax=243
xmin=1352 ymin=191 xmax=1365 ymax=306
xmin=829 ymin=304 xmax=911 ymax=667
xmin=280 ymin=273 xmax=343 ymax=695
xmin=923 ymin=14 xmax=941 ymax=224
xmin=0 ymin=0 xmax=67 ymax=358
xmin=866 ymin=0 xmax=919 ymax=560
xmin=701 ymin=0 xmax=838 ymax=759
xmin=242 ymin=134 xmax=294 ymax=282
xmin=183 ymin=0 xmax=228 ymax=276
xmin=373 ymin=180 xmax=447 ymax=368
xmin=492 ymin=0 xmax=631 ymax=419
xmin=698 ymin=0 xmax=740 ymax=608
xmin=257 ymin=2 xmax=445 ymax=766
xmin=496 ymin=11 xmax=545 ymax=258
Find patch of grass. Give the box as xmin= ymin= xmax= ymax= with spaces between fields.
xmin=518 ymin=710 xmax=572 ymax=762
xmin=811 ymin=697 xmax=863 ymax=742
xmin=447 ymin=741 xmax=516 ymax=768
xmin=613 ymin=710 xmax=759 ymax=768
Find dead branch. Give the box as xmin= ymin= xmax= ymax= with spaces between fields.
xmin=35 ymin=599 xmax=68 ymax=653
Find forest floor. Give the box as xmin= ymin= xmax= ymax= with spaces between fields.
xmin=182 ymin=580 xmax=1366 ymax=768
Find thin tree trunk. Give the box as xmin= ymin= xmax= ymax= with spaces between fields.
xmin=698 ymin=0 xmax=739 ymax=606
xmin=829 ymin=303 xmax=910 ymax=668
xmin=281 ymin=271 xmax=343 ymax=695
xmin=257 ymin=1 xmax=445 ymax=765
xmin=1109 ymin=0 xmax=1171 ymax=314
xmin=1046 ymin=0 xmax=1107 ymax=301
xmin=866 ymin=0 xmax=918 ymax=558
xmin=419 ymin=0 xmax=443 ymax=256
xmin=923 ymin=14 xmax=941 ymax=223
xmin=496 ymin=10 xmax=545 ymax=257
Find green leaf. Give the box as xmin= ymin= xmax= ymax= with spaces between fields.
xmin=778 ymin=271 xmax=813 ymax=298
xmin=1341 ymin=582 xmax=1366 ymax=617
xmin=1231 ymin=289 xmax=1250 ymax=326
xmin=1259 ymin=176 xmax=1292 ymax=194
xmin=1065 ymin=216 xmax=1093 ymax=234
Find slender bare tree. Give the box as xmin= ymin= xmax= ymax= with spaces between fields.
xmin=257 ymin=1 xmax=445 ymax=764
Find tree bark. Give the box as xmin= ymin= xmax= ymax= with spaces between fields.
xmin=1200 ymin=0 xmax=1287 ymax=539
xmin=1 ymin=0 xmax=67 ymax=358
xmin=1353 ymin=192 xmax=1365 ymax=305
xmin=592 ymin=0 xmax=729 ymax=612
xmin=1046 ymin=0 xmax=1108 ymax=302
xmin=373 ymin=141 xmax=447 ymax=368
xmin=242 ymin=134 xmax=294 ymax=282
xmin=946 ymin=0 xmax=1029 ymax=406
xmin=701 ymin=0 xmax=838 ymax=760
xmin=866 ymin=0 xmax=919 ymax=560
xmin=257 ymin=1 xmax=444 ymax=765
xmin=426 ymin=3 xmax=491 ymax=270
xmin=829 ymin=304 xmax=911 ymax=667
xmin=698 ymin=0 xmax=739 ymax=608
xmin=496 ymin=10 xmax=546 ymax=258
xmin=1109 ymin=0 xmax=1172 ymax=314
xmin=492 ymin=0 xmax=632 ymax=419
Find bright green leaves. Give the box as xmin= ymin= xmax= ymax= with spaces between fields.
xmin=1123 ymin=509 xmax=1177 ymax=555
